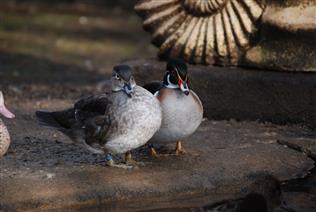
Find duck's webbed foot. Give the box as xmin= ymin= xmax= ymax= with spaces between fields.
xmin=105 ymin=154 xmax=133 ymax=169
xmin=175 ymin=141 xmax=187 ymax=155
xmin=147 ymin=144 xmax=167 ymax=158
xmin=148 ymin=142 xmax=193 ymax=157
xmin=147 ymin=144 xmax=176 ymax=157
xmin=149 ymin=145 xmax=159 ymax=158
xmin=125 ymin=152 xmax=145 ymax=166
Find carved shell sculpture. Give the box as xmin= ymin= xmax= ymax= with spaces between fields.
xmin=135 ymin=0 xmax=266 ymax=66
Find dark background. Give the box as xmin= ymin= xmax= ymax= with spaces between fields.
xmin=0 ymin=0 xmax=155 ymax=97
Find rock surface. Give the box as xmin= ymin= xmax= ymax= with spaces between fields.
xmin=0 ymin=100 xmax=314 ymax=211
xmin=244 ymin=1 xmax=316 ymax=72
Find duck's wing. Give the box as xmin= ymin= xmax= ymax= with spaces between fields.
xmin=36 ymin=93 xmax=111 ymax=130
xmin=36 ymin=108 xmax=82 ymax=145
xmin=73 ymin=93 xmax=114 ymax=149
xmin=36 ymin=108 xmax=76 ymax=129
xmin=74 ymin=93 xmax=112 ymax=122
xmin=143 ymin=81 xmax=163 ymax=95
xmin=36 ymin=93 xmax=112 ymax=141
xmin=36 ymin=93 xmax=112 ymax=152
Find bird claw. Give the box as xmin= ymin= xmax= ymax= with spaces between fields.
xmin=105 ymin=154 xmax=134 ymax=169
xmin=124 ymin=152 xmax=145 ymax=167
xmin=175 ymin=148 xmax=187 ymax=155
xmin=149 ymin=147 xmax=159 ymax=158
xmin=149 ymin=146 xmax=185 ymax=157
xmin=175 ymin=141 xmax=187 ymax=155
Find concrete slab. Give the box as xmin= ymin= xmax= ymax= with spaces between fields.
xmin=0 ymin=102 xmax=314 ymax=211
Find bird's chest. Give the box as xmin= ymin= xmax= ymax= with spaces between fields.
xmin=159 ymin=90 xmax=202 ymax=126
xmin=104 ymin=89 xmax=161 ymax=153
xmin=108 ymin=91 xmax=161 ymax=139
xmin=112 ymin=95 xmax=151 ymax=125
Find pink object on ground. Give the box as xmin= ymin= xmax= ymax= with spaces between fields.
xmin=0 ymin=91 xmax=15 ymax=119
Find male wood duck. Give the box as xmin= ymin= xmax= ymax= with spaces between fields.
xmin=143 ymin=58 xmax=203 ymax=156
xmin=0 ymin=91 xmax=15 ymax=158
xmin=36 ymin=65 xmax=162 ymax=168
xmin=199 ymin=175 xmax=294 ymax=212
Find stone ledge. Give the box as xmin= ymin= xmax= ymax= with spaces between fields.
xmin=262 ymin=5 xmax=316 ymax=32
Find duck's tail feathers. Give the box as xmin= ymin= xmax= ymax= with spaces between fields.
xmin=36 ymin=111 xmax=63 ymax=129
xmin=36 ymin=110 xmax=105 ymax=154
xmin=82 ymin=143 xmax=105 ymax=154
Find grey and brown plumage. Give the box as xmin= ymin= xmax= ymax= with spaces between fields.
xmin=0 ymin=91 xmax=15 ymax=158
xmin=36 ymin=65 xmax=162 ymax=168
xmin=134 ymin=0 xmax=266 ymax=66
xmin=144 ymin=58 xmax=203 ymax=155
xmin=199 ymin=175 xmax=294 ymax=212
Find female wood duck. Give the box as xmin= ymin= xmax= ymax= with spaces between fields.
xmin=143 ymin=58 xmax=203 ymax=156
xmin=0 ymin=91 xmax=15 ymax=158
xmin=36 ymin=65 xmax=162 ymax=168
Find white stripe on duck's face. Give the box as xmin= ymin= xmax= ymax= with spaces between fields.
xmin=0 ymin=91 xmax=15 ymax=119
xmin=165 ymin=74 xmax=179 ymax=89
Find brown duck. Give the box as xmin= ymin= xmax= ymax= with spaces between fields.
xmin=36 ymin=65 xmax=162 ymax=168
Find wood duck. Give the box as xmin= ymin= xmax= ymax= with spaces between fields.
xmin=36 ymin=65 xmax=162 ymax=168
xmin=0 ymin=91 xmax=15 ymax=158
xmin=199 ymin=175 xmax=294 ymax=212
xmin=143 ymin=58 xmax=203 ymax=156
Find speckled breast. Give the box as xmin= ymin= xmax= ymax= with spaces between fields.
xmin=104 ymin=86 xmax=162 ymax=154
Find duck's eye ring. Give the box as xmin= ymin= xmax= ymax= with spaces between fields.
xmin=114 ymin=74 xmax=120 ymax=80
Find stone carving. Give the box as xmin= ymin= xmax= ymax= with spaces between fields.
xmin=243 ymin=0 xmax=316 ymax=72
xmin=135 ymin=0 xmax=266 ymax=66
